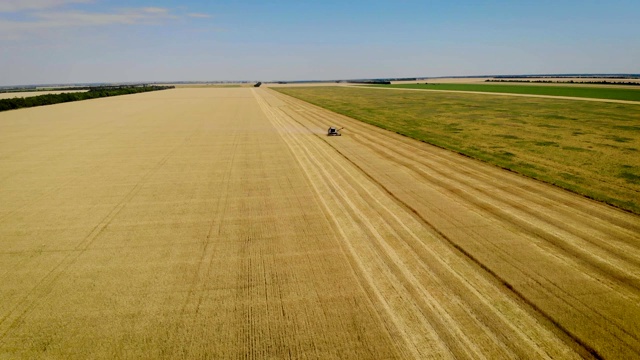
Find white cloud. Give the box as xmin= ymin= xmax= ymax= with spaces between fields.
xmin=188 ymin=13 xmax=212 ymax=19
xmin=32 ymin=7 xmax=176 ymax=26
xmin=0 ymin=3 xmax=212 ymax=41
xmin=0 ymin=0 xmax=92 ymax=13
xmin=0 ymin=7 xmax=179 ymax=39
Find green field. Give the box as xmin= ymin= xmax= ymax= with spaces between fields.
xmin=274 ymin=86 xmax=640 ymax=214
xmin=372 ymin=83 xmax=640 ymax=102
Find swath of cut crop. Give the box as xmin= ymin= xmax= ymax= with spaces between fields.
xmin=263 ymin=87 xmax=640 ymax=359
xmin=1 ymin=87 xmax=637 ymax=359
xmin=255 ymin=88 xmax=597 ymax=359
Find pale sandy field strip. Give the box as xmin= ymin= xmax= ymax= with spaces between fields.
xmin=350 ymin=85 xmax=640 ymax=105
xmin=0 ymin=90 xmax=88 ymax=100
xmin=0 ymin=88 xmax=638 ymax=359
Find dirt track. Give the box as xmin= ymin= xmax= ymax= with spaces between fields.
xmin=0 ymin=88 xmax=638 ymax=358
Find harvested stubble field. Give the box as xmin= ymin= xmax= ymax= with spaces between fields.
xmin=0 ymin=88 xmax=638 ymax=359
xmin=276 ymin=86 xmax=640 ymax=214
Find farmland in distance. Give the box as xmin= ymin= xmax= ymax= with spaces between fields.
xmin=274 ymin=86 xmax=640 ymax=214
xmin=0 ymin=87 xmax=638 ymax=359
xmin=373 ymin=83 xmax=640 ymax=101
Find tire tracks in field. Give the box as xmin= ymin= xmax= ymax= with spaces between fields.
xmin=264 ymin=89 xmax=593 ymax=358
xmin=342 ymin=130 xmax=640 ymax=292
xmin=282 ymin=93 xmax=640 ymax=304
xmin=277 ymin=89 xmax=640 ymax=276
xmin=285 ymin=106 xmax=621 ymax=358
xmin=274 ymin=90 xmax=640 ymax=358
xmin=281 ymin=90 xmax=640 ymax=235
xmin=166 ymin=110 xmax=242 ymax=354
xmin=254 ymin=89 xmax=589 ymax=359
xmin=0 ymin=130 xmax=123 ymax=224
xmin=254 ymin=90 xmax=451 ymax=359
xmin=349 ymin=126 xmax=639 ymax=239
xmin=265 ymin=88 xmax=640 ymax=358
xmin=0 ymin=129 xmax=198 ymax=344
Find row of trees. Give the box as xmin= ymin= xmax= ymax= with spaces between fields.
xmin=0 ymin=85 xmax=174 ymax=112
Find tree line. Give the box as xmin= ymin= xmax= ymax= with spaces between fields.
xmin=0 ymin=85 xmax=175 ymax=112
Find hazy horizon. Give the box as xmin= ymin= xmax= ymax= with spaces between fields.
xmin=1 ymin=0 xmax=639 ymax=86
xmin=5 ymin=72 xmax=640 ymax=89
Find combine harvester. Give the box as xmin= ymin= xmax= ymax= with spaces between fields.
xmin=327 ymin=127 xmax=344 ymax=136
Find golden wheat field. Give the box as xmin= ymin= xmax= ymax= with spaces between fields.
xmin=0 ymin=88 xmax=638 ymax=359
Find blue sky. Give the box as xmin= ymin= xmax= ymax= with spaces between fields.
xmin=1 ymin=0 xmax=639 ymax=85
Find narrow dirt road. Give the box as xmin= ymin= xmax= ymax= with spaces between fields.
xmin=0 ymin=88 xmax=637 ymax=358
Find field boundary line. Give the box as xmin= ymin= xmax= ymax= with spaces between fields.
xmin=349 ymin=85 xmax=640 ymax=105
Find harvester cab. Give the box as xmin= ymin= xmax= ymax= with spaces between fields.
xmin=327 ymin=127 xmax=343 ymax=136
